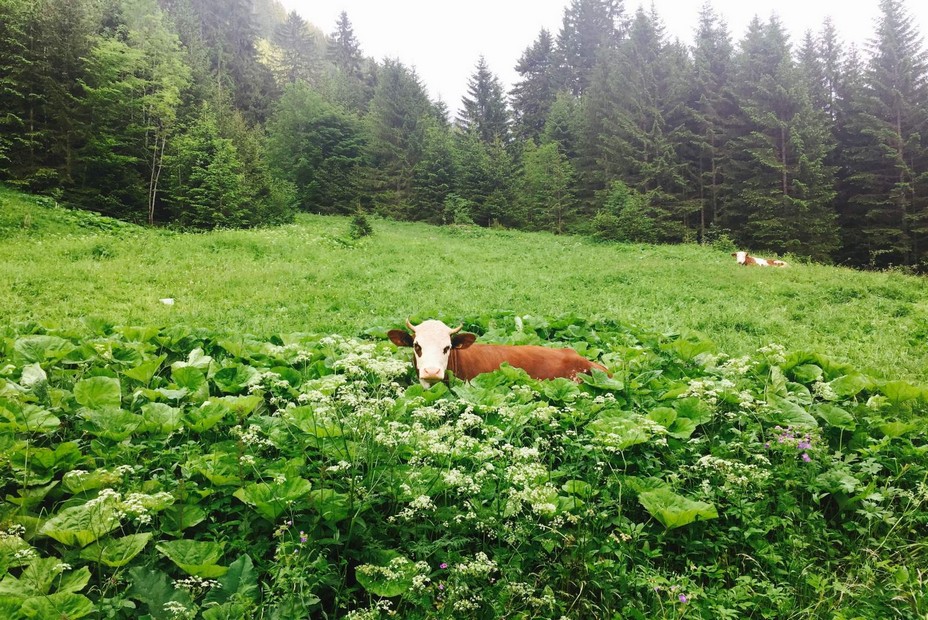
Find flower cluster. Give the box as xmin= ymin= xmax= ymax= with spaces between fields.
xmin=767 ymin=426 xmax=817 ymax=462
xmin=757 ymin=343 xmax=788 ymax=366
xmin=679 ymin=377 xmax=736 ymax=407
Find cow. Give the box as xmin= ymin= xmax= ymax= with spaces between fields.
xmin=388 ymin=319 xmax=609 ymax=388
xmin=732 ymin=251 xmax=788 ymax=267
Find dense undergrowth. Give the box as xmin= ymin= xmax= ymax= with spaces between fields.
xmin=1 ymin=314 xmax=926 ymax=619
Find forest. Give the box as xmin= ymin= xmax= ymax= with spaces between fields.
xmin=0 ymin=0 xmax=926 ymax=269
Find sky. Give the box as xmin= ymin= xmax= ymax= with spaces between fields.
xmin=278 ymin=0 xmax=928 ymax=115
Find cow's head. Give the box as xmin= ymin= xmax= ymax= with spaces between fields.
xmin=732 ymin=251 xmax=748 ymax=264
xmin=388 ymin=319 xmax=476 ymax=387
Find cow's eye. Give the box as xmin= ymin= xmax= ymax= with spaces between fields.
xmin=443 ymin=346 xmax=450 ymax=354
xmin=414 ymin=343 xmax=422 ymax=356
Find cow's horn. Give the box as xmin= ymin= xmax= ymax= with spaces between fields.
xmin=449 ymin=324 xmax=463 ymax=334
xmin=406 ymin=318 xmax=417 ymax=332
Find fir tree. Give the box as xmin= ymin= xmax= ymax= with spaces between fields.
xmin=555 ymin=0 xmax=625 ymax=95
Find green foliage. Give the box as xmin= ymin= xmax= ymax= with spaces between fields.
xmin=0 ymin=316 xmax=925 ymax=618
xmin=348 ymin=211 xmax=373 ymax=239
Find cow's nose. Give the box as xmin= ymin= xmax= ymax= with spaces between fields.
xmin=420 ymin=367 xmax=443 ymax=380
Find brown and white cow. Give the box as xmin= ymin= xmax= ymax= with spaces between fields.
xmin=732 ymin=251 xmax=788 ymax=267
xmin=388 ymin=319 xmax=609 ymax=388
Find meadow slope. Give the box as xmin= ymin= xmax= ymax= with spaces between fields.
xmin=1 ymin=186 xmax=926 ymax=382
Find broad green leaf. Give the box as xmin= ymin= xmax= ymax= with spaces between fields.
xmin=40 ymin=498 xmax=122 ymax=547
xmin=307 ymin=488 xmax=350 ymax=523
xmin=156 ymin=540 xmax=227 ymax=578
xmin=19 ymin=363 xmax=47 ymax=388
xmin=791 ymin=364 xmax=824 ymax=384
xmin=286 ymin=406 xmax=344 ymax=437
xmin=204 ymin=555 xmax=258 ymax=606
xmin=79 ymin=533 xmax=152 ymax=567
xmin=647 ymin=407 xmax=677 ymax=428
xmin=0 ymin=399 xmax=59 ymax=433
xmin=186 ymin=451 xmax=241 ymax=486
xmin=562 ymin=480 xmax=594 ymax=496
xmin=183 ymin=401 xmax=230 ymax=432
xmin=813 ymin=404 xmax=856 ymax=430
xmin=13 ymin=335 xmax=73 ymax=364
xmin=828 ymin=374 xmax=873 ymax=397
xmin=81 ymin=408 xmax=143 ymax=441
xmin=128 ymin=567 xmax=193 ymax=619
xmin=233 ymin=478 xmax=312 ymax=520
xmin=638 ymin=488 xmax=718 ymax=529
xmin=62 ymin=468 xmax=123 ymax=494
xmin=586 ymin=413 xmax=650 ymax=450
xmin=541 ymin=377 xmax=582 ymax=403
xmin=162 ymin=504 xmax=207 ymax=532
xmin=56 ymin=566 xmax=91 ymax=593
xmin=213 ymin=364 xmax=260 ymax=394
xmin=880 ymin=380 xmax=923 ymax=404
xmin=203 ymin=602 xmax=250 ymax=620
xmin=172 ymin=366 xmax=209 ymax=403
xmin=580 ymin=369 xmax=624 ymax=391
xmin=15 ymin=557 xmax=64 ymax=595
xmin=21 ymin=592 xmax=94 ymax=619
xmin=122 ymin=355 xmax=166 ymax=384
xmin=666 ymin=337 xmax=715 ymax=361
xmin=767 ymin=396 xmax=817 ymax=428
xmin=220 ymin=395 xmax=264 ymax=416
xmin=5 ymin=481 xmax=58 ymax=510
xmin=74 ymin=376 xmax=122 ymax=409
xmin=141 ymin=402 xmax=182 ymax=434
xmin=674 ymin=397 xmax=713 ymax=426
xmin=355 ymin=553 xmax=418 ymax=597
xmin=878 ymin=421 xmax=920 ymax=438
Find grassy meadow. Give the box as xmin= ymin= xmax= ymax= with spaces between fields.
xmin=2 ymin=186 xmax=928 ymax=619
xmin=1 ymin=185 xmax=927 ymax=382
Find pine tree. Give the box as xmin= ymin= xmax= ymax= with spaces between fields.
xmin=410 ymin=122 xmax=456 ymax=222
xmin=457 ymin=56 xmax=511 ymax=145
xmin=511 ymin=29 xmax=558 ymax=142
xmin=328 ymin=11 xmax=363 ymax=80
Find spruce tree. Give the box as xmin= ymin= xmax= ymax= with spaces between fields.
xmin=554 ymin=0 xmax=625 ymax=95
xmin=844 ymin=0 xmax=928 ymax=266
xmin=511 ymin=29 xmax=558 ymax=143
xmin=274 ymin=11 xmax=316 ymax=85
xmin=458 ymin=56 xmax=511 ymax=145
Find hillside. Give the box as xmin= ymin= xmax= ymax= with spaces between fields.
xmin=1 ymin=186 xmax=927 ymax=618
xmin=1 ymin=186 xmax=926 ymax=382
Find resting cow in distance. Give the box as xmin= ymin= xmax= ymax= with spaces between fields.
xmin=388 ymin=319 xmax=609 ymax=388
xmin=732 ymin=251 xmax=788 ymax=267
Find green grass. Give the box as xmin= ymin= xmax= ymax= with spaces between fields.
xmin=1 ymin=184 xmax=927 ymax=382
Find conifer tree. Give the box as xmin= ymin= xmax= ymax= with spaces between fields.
xmin=274 ymin=11 xmax=316 ymax=85
xmin=511 ymin=29 xmax=558 ymax=142
xmin=842 ymin=0 xmax=928 ymax=266
xmin=458 ymin=56 xmax=511 ymax=145
xmin=520 ymin=140 xmax=576 ymax=233
xmin=0 ymin=0 xmax=30 ymax=179
xmin=554 ymin=0 xmax=625 ymax=95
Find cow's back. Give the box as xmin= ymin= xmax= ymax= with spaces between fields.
xmin=450 ymin=344 xmax=603 ymax=381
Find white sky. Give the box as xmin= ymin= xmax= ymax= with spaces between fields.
xmin=278 ymin=0 xmax=927 ymax=114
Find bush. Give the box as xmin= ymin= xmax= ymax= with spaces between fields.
xmin=349 ymin=211 xmax=373 ymax=239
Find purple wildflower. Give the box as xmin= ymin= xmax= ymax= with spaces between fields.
xmin=801 ymin=453 xmax=811 ymax=463
xmin=299 ymin=531 xmax=308 ymax=543
xmin=439 ymin=563 xmax=448 ymax=569
xmin=438 ymin=584 xmax=444 ymax=590
xmin=679 ymin=594 xmax=688 ymax=604
xmin=797 ymin=440 xmax=812 ymax=450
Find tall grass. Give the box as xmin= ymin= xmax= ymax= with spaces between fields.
xmin=1 ymin=185 xmax=926 ymax=381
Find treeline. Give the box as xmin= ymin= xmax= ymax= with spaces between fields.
xmin=0 ymin=0 xmax=926 ymax=268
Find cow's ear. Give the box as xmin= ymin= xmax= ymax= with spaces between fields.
xmin=731 ymin=253 xmax=736 ymax=257
xmin=452 ymin=332 xmax=476 ymax=350
xmin=388 ymin=330 xmax=414 ymax=347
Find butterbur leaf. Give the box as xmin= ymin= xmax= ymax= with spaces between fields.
xmin=791 ymin=364 xmax=824 ymax=384
xmin=128 ymin=567 xmax=193 ymax=618
xmin=13 ymin=335 xmax=72 ymax=364
xmin=638 ymin=488 xmax=718 ymax=529
xmin=19 ymin=363 xmax=47 ymax=388
xmin=814 ymin=404 xmax=855 ymax=430
xmin=122 ymin=355 xmax=166 ymax=384
xmin=156 ymin=540 xmax=227 ymax=578
xmin=0 ymin=399 xmax=59 ymax=433
xmin=81 ymin=408 xmax=143 ymax=441
xmin=172 ymin=366 xmax=209 ymax=403
xmin=562 ymin=480 xmax=594 ymax=496
xmin=183 ymin=401 xmax=230 ymax=432
xmin=580 ymin=369 xmax=624 ymax=391
xmin=79 ymin=533 xmax=152 ymax=567
xmin=828 ymin=374 xmax=873 ymax=397
xmin=308 ymin=489 xmax=350 ymax=522
xmin=213 ymin=364 xmax=259 ymax=394
xmin=233 ymin=478 xmax=312 ymax=520
xmin=767 ymin=396 xmax=817 ymax=428
xmin=40 ymin=499 xmax=122 ymax=547
xmin=878 ymin=421 xmax=920 ymax=438
xmin=355 ymin=553 xmax=417 ymax=597
xmin=586 ymin=413 xmax=650 ymax=450
xmin=204 ymin=555 xmax=258 ymax=606
xmin=162 ymin=504 xmax=207 ymax=532
xmin=21 ymin=593 xmax=94 ymax=619
xmin=880 ymin=380 xmax=923 ymax=404
xmin=141 ymin=403 xmax=182 ymax=434
xmin=74 ymin=376 xmax=122 ymax=409
xmin=56 ymin=566 xmax=91 ymax=593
